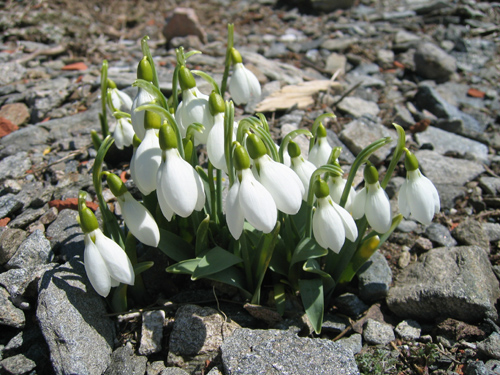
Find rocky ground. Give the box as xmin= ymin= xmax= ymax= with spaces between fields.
xmin=0 ymin=0 xmax=500 ymax=374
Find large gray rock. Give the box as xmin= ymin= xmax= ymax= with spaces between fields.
xmin=6 ymin=230 xmax=52 ymax=270
xmin=37 ymin=259 xmax=115 ymax=375
xmin=363 ymin=319 xmax=395 ymax=345
xmin=104 ymin=343 xmax=148 ymax=375
xmin=45 ymin=209 xmax=84 ymax=261
xmin=357 ymin=250 xmax=392 ymax=303
xmin=414 ymin=42 xmax=456 ymax=82
xmin=0 ymin=286 xmax=25 ymax=328
xmin=221 ymin=328 xmax=359 ymax=375
xmin=0 ymin=152 xmax=32 ymax=181
xmin=386 ymin=246 xmax=500 ymax=322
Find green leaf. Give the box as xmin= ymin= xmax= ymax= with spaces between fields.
xmin=111 ymin=284 xmax=128 ymax=313
xmin=206 ymin=266 xmax=252 ymax=299
xmin=134 ymin=261 xmax=154 ymax=276
xmin=269 ymin=240 xmax=289 ymax=276
xmin=299 ymin=278 xmax=324 ymax=334
xmin=192 ymin=246 xmax=243 ymax=280
xmin=195 ymin=215 xmax=211 ymax=256
xmin=166 ymin=258 xmax=200 ymax=274
xmin=290 ymin=237 xmax=328 ymax=268
xmin=158 ymin=229 xmax=194 ymax=262
xmin=274 ymin=283 xmax=286 ymax=316
xmin=303 ymin=259 xmax=335 ymax=293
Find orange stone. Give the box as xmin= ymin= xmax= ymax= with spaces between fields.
xmin=62 ymin=62 xmax=88 ymax=71
xmin=49 ymin=198 xmax=98 ymax=211
xmin=467 ymin=88 xmax=485 ymax=99
xmin=0 ymin=117 xmax=19 ymax=138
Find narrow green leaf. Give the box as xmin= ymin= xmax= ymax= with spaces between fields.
xmin=111 ymin=284 xmax=128 ymax=313
xmin=195 ymin=215 xmax=210 ymax=256
xmin=206 ymin=266 xmax=252 ymax=299
xmin=166 ymin=258 xmax=200 ymax=274
xmin=290 ymin=237 xmax=328 ymax=268
xmin=274 ymin=283 xmax=286 ymax=316
xmin=299 ymin=278 xmax=324 ymax=334
xmin=303 ymin=259 xmax=335 ymax=293
xmin=158 ymin=229 xmax=194 ymax=262
xmin=134 ymin=261 xmax=154 ymax=275
xmin=192 ymin=246 xmax=243 ymax=280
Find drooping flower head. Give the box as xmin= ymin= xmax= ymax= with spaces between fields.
xmin=308 ymin=123 xmax=333 ymax=168
xmin=312 ymin=179 xmax=358 ymax=253
xmin=398 ymin=150 xmax=440 ymax=225
xmin=246 ymin=133 xmax=303 ymax=215
xmin=107 ymin=79 xmax=133 ymax=114
xmin=288 ymin=140 xmax=317 ymax=200
xmin=113 ymin=117 xmax=135 ymax=150
xmin=78 ymin=203 xmax=134 ymax=297
xmin=156 ymin=121 xmax=205 ymax=220
xmin=225 ymin=142 xmax=277 ymax=240
xmin=228 ymin=48 xmax=261 ymax=105
xmin=352 ymin=164 xmax=392 ymax=233
xmin=175 ymin=66 xmax=212 ymax=144
xmin=206 ymin=91 xmax=233 ymax=172
xmin=106 ymin=172 xmax=160 ymax=247
xmin=131 ymin=57 xmax=155 ymax=140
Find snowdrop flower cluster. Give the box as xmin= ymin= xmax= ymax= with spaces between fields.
xmin=398 ymin=150 xmax=440 ymax=225
xmin=79 ymin=204 xmax=135 ymax=297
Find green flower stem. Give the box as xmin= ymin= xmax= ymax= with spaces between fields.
xmin=339 ymin=137 xmax=392 ymax=208
xmin=135 ymin=103 xmax=185 ymax=159
xmin=224 ymin=101 xmax=236 ymax=186
xmin=309 ymin=113 xmax=335 ymax=151
xmin=221 ymin=23 xmax=234 ymax=95
xmin=99 ymin=60 xmax=109 ymax=137
xmin=208 ymin=161 xmax=217 ymax=220
xmin=216 ymin=168 xmax=223 ymax=225
xmin=279 ymin=129 xmax=313 ymax=164
xmin=381 ymin=124 xmax=406 ymax=189
xmin=92 ymin=136 xmax=124 ymax=247
xmin=304 ymin=164 xmax=344 ymax=238
xmin=112 ymin=111 xmax=131 ymax=119
xmin=327 ymin=147 xmax=342 ymax=165
xmin=236 ymin=117 xmax=260 ymax=144
xmin=141 ymin=36 xmax=159 ymax=89
xmin=172 ymin=65 xmax=180 ymax=111
xmin=191 ymin=70 xmax=221 ymax=96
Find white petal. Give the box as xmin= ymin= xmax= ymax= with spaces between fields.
xmin=258 ymin=155 xmax=303 ymax=215
xmin=365 ymin=183 xmax=392 ymax=233
xmin=193 ymin=169 xmax=206 ymax=211
xmin=331 ymin=199 xmax=358 ymax=242
xmin=207 ymin=114 xmax=227 ymax=172
xmin=291 ymin=156 xmax=317 ymax=200
xmin=119 ymin=192 xmax=160 ymax=247
xmin=84 ymin=234 xmax=111 ymax=297
xmin=162 ymin=148 xmax=198 ymax=217
xmin=398 ymin=180 xmax=411 ymax=218
xmin=239 ymin=168 xmax=277 ymax=233
xmin=131 ymin=129 xmax=161 ymax=195
xmin=110 ymin=89 xmax=133 ymax=113
xmin=351 ymin=187 xmax=367 ymax=220
xmin=328 ymin=176 xmax=356 ymax=213
xmin=156 ymin=163 xmax=175 ymax=221
xmin=225 ymin=179 xmax=245 ymax=239
xmin=313 ymin=197 xmax=345 ymax=253
xmin=114 ymin=118 xmax=134 ymax=150
xmin=308 ymin=138 xmax=332 ymax=167
xmin=93 ymin=230 xmax=135 ymax=286
xmin=131 ymin=88 xmax=155 ymax=140
xmin=175 ymin=88 xmax=212 ymax=144
xmin=229 ymin=63 xmax=261 ymax=105
xmin=406 ymin=171 xmax=440 ymax=225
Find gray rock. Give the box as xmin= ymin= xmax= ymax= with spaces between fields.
xmin=337 ymin=97 xmax=380 ymax=118
xmin=485 ymin=360 xmax=500 ymax=374
xmin=393 ymin=104 xmax=415 ymax=129
xmin=26 ymin=78 xmax=70 ymax=123
xmin=15 ymin=181 xmax=53 ymax=209
xmin=483 ymin=223 xmax=500 ymax=243
xmin=339 ymin=333 xmax=363 ymax=355
xmin=0 ymin=354 xmax=36 ymax=375
xmin=479 ymin=177 xmax=500 ymax=196
xmin=206 ymin=368 xmax=223 ymax=375
xmin=395 ymin=319 xmax=421 ymax=340
xmin=104 ymin=343 xmax=148 ymax=375
xmin=334 ymin=293 xmax=368 ymax=318
xmin=221 ymin=328 xmax=359 ymax=375
xmin=425 ymin=223 xmax=457 ymax=247
xmin=397 ymin=220 xmax=418 ymax=233
xmin=6 ymin=230 xmax=52 ymax=270
xmin=465 ymin=361 xmax=488 ymax=375
xmin=0 ymin=263 xmax=55 ymax=301
xmin=139 ymin=310 xmax=165 ymax=356
xmin=311 ymin=0 xmax=355 ymax=11
xmin=452 ymin=218 xmax=490 ymax=252
xmin=478 ymin=333 xmax=500 ymax=360
xmin=321 ymin=38 xmax=359 ymax=52
xmin=414 ymin=42 xmax=456 ymax=82
xmin=394 ymin=30 xmax=421 ymax=50
xmin=322 ymin=314 xmax=349 ymax=334
xmin=0 ymin=228 xmax=27 ymax=265
xmin=340 ymin=119 xmax=396 ymax=165
xmin=8 ymin=206 xmax=46 ymax=228
xmin=37 ymin=259 xmax=115 ymax=375
xmin=45 ymin=209 xmax=84 ymax=261
xmin=415 ymin=126 xmax=488 ymax=163
xmin=386 ymin=246 xmax=500 ymax=322
xmin=0 ymin=125 xmax=49 ymax=158
xmin=242 ymin=51 xmax=303 ymax=85
xmin=0 ymin=62 xmax=26 ymax=85
xmin=0 ymin=152 xmax=32 ymax=181
xmin=0 ymin=286 xmax=25 ymax=328
xmin=0 ymin=194 xmax=23 ymax=219
xmin=324 ymin=52 xmax=347 ymax=75
xmin=326 ymin=129 xmax=355 ymax=164
xmin=357 ymin=250 xmax=392 ymax=303
xmin=363 ymin=319 xmax=395 ymax=345
xmin=376 ymin=49 xmax=395 ymax=69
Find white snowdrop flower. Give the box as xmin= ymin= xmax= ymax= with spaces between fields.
xmin=79 ymin=206 xmax=134 ymax=297
xmin=228 ymin=48 xmax=261 ymax=105
xmin=312 ymin=179 xmax=358 ymax=253
xmin=308 ymin=123 xmax=332 ymax=167
xmin=225 ymin=143 xmax=277 ymax=239
xmin=113 ymin=117 xmax=135 ymax=150
xmin=131 ymin=88 xmax=155 ymax=141
xmin=398 ymin=151 xmax=440 ymax=225
xmin=175 ymin=66 xmax=212 ymax=145
xmin=352 ymin=165 xmax=392 ymax=234
xmin=130 ymin=127 xmax=161 ymax=196
xmin=157 ymin=123 xmax=205 ymax=218
xmin=247 ymin=133 xmax=303 ymax=215
xmin=106 ymin=172 xmax=160 ymax=248
xmin=288 ymin=141 xmax=317 ymax=200
xmin=328 ymin=175 xmax=356 ymax=213
xmin=109 ymin=87 xmax=133 ymax=113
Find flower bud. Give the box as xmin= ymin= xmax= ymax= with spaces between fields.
xmin=107 ymin=78 xmax=117 ymax=89
xmin=106 ymin=173 xmax=128 ymax=197
xmin=231 ymin=48 xmax=243 ymax=64
xmin=246 ymin=133 xmax=267 ymax=160
xmin=179 ymin=65 xmax=196 ymax=91
xmin=314 ymin=179 xmax=330 ymax=199
xmin=233 ymin=142 xmax=250 ymax=171
xmin=287 ymin=141 xmax=302 ymax=158
xmin=316 ymin=123 xmax=327 ymax=138
xmin=208 ymin=91 xmax=225 ymax=116
xmin=144 ymin=108 xmax=161 ymax=130
xmin=159 ymin=122 xmax=178 ymax=151
xmin=79 ymin=206 xmax=99 ymax=234
xmin=363 ymin=164 xmax=379 ymax=185
xmin=404 ymin=150 xmax=419 ymax=172
xmin=137 ymin=57 xmax=154 ymax=82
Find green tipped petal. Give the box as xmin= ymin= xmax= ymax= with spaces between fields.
xmin=137 ymin=57 xmax=154 ymax=82
xmin=107 ymin=173 xmax=128 ymax=197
